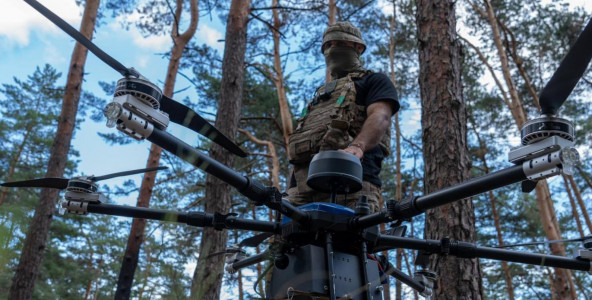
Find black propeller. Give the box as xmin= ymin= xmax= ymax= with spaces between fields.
xmin=23 ymin=0 xmax=246 ymax=158
xmin=539 ymin=17 xmax=592 ymax=115
xmin=239 ymin=232 xmax=274 ymax=247
xmin=0 ymin=166 xmax=167 ymax=190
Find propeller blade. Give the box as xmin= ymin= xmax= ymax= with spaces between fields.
xmin=239 ymin=232 xmax=274 ymax=247
xmin=91 ymin=166 xmax=168 ymax=182
xmin=497 ymin=236 xmax=587 ymax=248
xmin=0 ymin=178 xmax=69 ymax=190
xmin=160 ymin=96 xmax=247 ymax=157
xmin=23 ymin=0 xmax=138 ymax=78
xmin=539 ymin=17 xmax=592 ymax=115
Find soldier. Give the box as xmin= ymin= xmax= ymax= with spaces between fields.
xmin=287 ymin=21 xmax=399 ymax=212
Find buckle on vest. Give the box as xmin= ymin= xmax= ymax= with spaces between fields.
xmin=312 ymin=80 xmax=338 ymax=106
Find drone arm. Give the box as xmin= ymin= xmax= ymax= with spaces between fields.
xmin=146 ymin=127 xmax=309 ymax=223
xmin=372 ymin=235 xmax=591 ymax=273
xmin=230 ymin=251 xmax=269 ymax=272
xmin=85 ymin=203 xmax=279 ymax=233
xmin=406 ymin=164 xmax=525 ymax=215
xmin=386 ymin=266 xmax=429 ymax=296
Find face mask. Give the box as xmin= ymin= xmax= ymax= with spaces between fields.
xmin=324 ymin=46 xmax=362 ymax=79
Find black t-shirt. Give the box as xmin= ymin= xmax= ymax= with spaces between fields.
xmin=353 ymin=72 xmax=399 ymax=187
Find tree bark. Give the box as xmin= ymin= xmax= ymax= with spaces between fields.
xmin=238 ymin=128 xmax=279 ymax=188
xmin=8 ymin=1 xmax=101 ymax=298
xmin=576 ymin=166 xmax=592 ymax=191
xmin=325 ymin=0 xmax=337 ymax=83
xmin=568 ymin=175 xmax=592 ymax=233
xmin=415 ymin=0 xmax=482 ymax=299
xmin=271 ymin=0 xmax=293 ymax=148
xmin=190 ymin=0 xmax=251 ymax=298
xmin=114 ymin=0 xmax=198 ymax=298
xmin=563 ymin=175 xmax=585 ymax=238
xmin=388 ymin=4 xmax=398 ymax=299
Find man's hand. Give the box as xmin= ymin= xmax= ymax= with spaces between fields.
xmin=339 ymin=144 xmax=364 ymax=159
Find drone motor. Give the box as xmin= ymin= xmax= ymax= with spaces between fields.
xmin=520 ymin=115 xmax=574 ymax=146
xmin=114 ymin=77 xmax=162 ymax=109
xmin=66 ymin=177 xmax=98 ymax=193
xmin=104 ymin=76 xmax=170 ymax=141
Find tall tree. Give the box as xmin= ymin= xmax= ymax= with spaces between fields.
xmin=114 ymin=0 xmax=199 ymax=298
xmin=416 ymin=0 xmax=483 ymax=299
xmin=190 ymin=0 xmax=251 ymax=298
xmin=271 ymin=0 xmax=293 ymax=148
xmin=9 ymin=0 xmax=101 ymax=298
xmin=466 ymin=1 xmax=580 ymax=296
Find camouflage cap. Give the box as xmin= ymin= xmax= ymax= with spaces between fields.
xmin=322 ymin=21 xmax=366 ymax=54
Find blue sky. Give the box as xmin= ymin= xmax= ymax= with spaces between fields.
xmin=1 ymin=0 xmax=230 ymax=205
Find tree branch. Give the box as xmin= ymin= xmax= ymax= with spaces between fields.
xmin=459 ymin=35 xmax=511 ymax=108
xmin=249 ymin=12 xmax=286 ymax=39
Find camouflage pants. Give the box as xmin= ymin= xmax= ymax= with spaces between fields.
xmin=287 ymin=163 xmax=382 ymax=212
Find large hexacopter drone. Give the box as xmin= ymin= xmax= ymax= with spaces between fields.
xmin=3 ymin=1 xmax=592 ymax=299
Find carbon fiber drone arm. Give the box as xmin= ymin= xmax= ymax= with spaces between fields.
xmin=62 ymin=201 xmax=281 ymax=233
xmin=370 ymin=235 xmax=592 ymax=273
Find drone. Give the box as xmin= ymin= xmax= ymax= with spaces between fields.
xmin=3 ymin=0 xmax=592 ymax=299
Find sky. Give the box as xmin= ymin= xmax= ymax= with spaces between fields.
xmin=1 ymin=0 xmax=229 ymax=205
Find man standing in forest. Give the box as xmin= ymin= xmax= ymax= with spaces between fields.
xmin=287 ymin=21 xmax=399 ymax=212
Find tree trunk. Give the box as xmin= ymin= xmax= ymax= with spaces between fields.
xmin=114 ymin=0 xmax=198 ymax=298
xmin=473 ymin=1 xmax=575 ymax=297
xmin=389 ymin=3 xmax=399 ymax=300
xmin=468 ymin=114 xmax=515 ymax=300
xmin=271 ymin=0 xmax=293 ymax=148
xmin=238 ymin=129 xmax=279 ymax=188
xmin=576 ymin=166 xmax=592 ymax=191
xmin=190 ymin=0 xmax=251 ymax=298
xmin=388 ymin=4 xmax=398 ymax=299
xmin=9 ymin=1 xmax=100 ymax=298
xmin=325 ymin=0 xmax=337 ymax=83
xmin=0 ymin=123 xmax=35 ymax=205
xmin=563 ymin=175 xmax=585 ymax=238
xmin=568 ymin=175 xmax=592 ymax=233
xmin=415 ymin=0 xmax=482 ymax=299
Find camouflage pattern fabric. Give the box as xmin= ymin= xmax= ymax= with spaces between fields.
xmin=287 ymin=70 xmax=390 ymax=212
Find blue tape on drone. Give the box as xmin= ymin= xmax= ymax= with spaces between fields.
xmin=282 ymin=202 xmax=354 ymax=224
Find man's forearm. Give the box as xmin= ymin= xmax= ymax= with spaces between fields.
xmin=351 ymin=112 xmax=391 ymax=151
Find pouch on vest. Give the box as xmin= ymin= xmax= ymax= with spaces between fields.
xmin=288 ymin=125 xmax=327 ymax=164
xmin=320 ymin=119 xmax=352 ymax=152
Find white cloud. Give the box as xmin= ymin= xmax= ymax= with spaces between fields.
xmin=196 ymin=24 xmax=224 ymax=51
xmin=109 ymin=11 xmax=172 ymax=51
xmin=40 ymin=35 xmax=68 ymax=65
xmin=0 ymin=0 xmax=82 ymax=47
xmin=137 ymin=55 xmax=149 ymax=68
xmin=132 ymin=32 xmax=171 ymax=51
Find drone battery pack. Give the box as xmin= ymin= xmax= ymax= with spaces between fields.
xmin=268 ymin=244 xmax=384 ymax=300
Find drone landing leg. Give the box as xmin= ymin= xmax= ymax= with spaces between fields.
xmin=359 ymin=241 xmax=374 ymax=300
xmin=325 ymin=233 xmax=337 ymax=300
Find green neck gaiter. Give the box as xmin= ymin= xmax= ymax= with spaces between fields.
xmin=324 ymin=46 xmax=363 ymax=79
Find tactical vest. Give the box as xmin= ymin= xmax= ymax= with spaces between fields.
xmin=288 ymin=70 xmax=391 ymax=164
